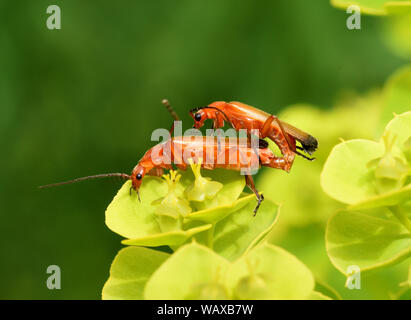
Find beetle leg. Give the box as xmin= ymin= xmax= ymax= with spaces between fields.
xmin=261 ymin=155 xmax=291 ymax=172
xmin=262 ymin=115 xmax=296 ymax=171
xmin=262 ymin=115 xmax=295 ymax=151
xmin=245 ymin=174 xmax=264 ymax=216
xmin=261 ymin=115 xmax=275 ymax=137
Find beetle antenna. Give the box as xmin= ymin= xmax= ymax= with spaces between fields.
xmin=191 ymin=106 xmax=235 ymax=129
xmin=162 ymin=99 xmax=181 ymax=136
xmin=162 ymin=99 xmax=180 ymax=121
xmin=38 ymin=173 xmax=131 ymax=189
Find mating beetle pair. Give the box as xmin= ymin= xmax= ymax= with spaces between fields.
xmin=41 ymin=101 xmax=317 ymax=214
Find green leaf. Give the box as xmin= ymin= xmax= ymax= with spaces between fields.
xmin=105 ymin=179 xmax=166 ymax=239
xmin=331 ymin=0 xmax=411 ymax=15
xmin=184 ymin=193 xmax=255 ymax=224
xmin=122 ymin=224 xmax=212 ymax=247
xmin=192 ymin=169 xmax=246 ymax=211
xmin=321 ymin=139 xmax=385 ymax=204
xmin=105 ymin=169 xmax=247 ymax=247
xmin=385 ymin=2 xmax=411 ymax=14
xmin=144 ymin=242 xmax=316 ymax=300
xmin=398 ymin=288 xmax=411 ymax=300
xmin=384 ymin=111 xmax=411 ymax=150
xmin=326 ymin=209 xmax=411 ymax=274
xmin=314 ymin=280 xmax=342 ymax=300
xmin=227 ymin=243 xmax=315 ymax=300
xmin=102 ymin=247 xmax=169 ymax=300
xmin=144 ymin=242 xmax=230 ymax=299
xmin=213 ymin=198 xmax=280 ymax=261
xmin=348 ymin=184 xmax=411 ymax=210
xmin=322 ymin=112 xmax=411 ymax=207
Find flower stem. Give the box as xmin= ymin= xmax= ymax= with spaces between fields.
xmin=390 ymin=205 xmax=411 ymax=233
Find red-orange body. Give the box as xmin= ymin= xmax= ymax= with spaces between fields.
xmin=190 ymin=101 xmax=318 ymax=171
xmin=130 ymin=135 xmax=280 ymax=213
xmin=131 ymin=136 xmax=285 ymax=191
xmin=39 ymin=135 xmax=274 ymax=214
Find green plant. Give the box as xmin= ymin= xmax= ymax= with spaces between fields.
xmin=321 ymin=111 xmax=411 ymax=276
xmin=101 ymin=158 xmax=333 ymax=299
xmin=324 ymin=3 xmax=411 ymax=289
xmin=101 ymin=67 xmax=411 ymax=300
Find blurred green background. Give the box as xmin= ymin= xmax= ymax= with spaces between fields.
xmin=0 ymin=0 xmax=408 ymax=299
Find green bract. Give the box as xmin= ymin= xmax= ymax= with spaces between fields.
xmin=152 ymin=170 xmax=191 ymax=221
xmin=326 ymin=208 xmax=411 ymax=274
xmin=321 ymin=139 xmax=385 ymax=204
xmin=322 ymin=111 xmax=411 ymax=276
xmin=102 ymin=62 xmax=411 ymax=299
xmin=321 ymin=111 xmax=411 ymax=206
xmin=226 ymin=244 xmax=316 ymax=300
xmin=143 ymin=242 xmax=322 ymax=300
xmin=144 ymin=242 xmax=230 ymax=299
xmin=331 ymin=0 xmax=411 ymax=15
xmin=102 ymin=246 xmax=169 ymax=300
xmin=212 ymin=197 xmax=279 ymax=261
xmin=185 ymin=158 xmax=223 ymax=203
xmin=102 ymin=162 xmax=305 ymax=299
xmin=105 ymin=164 xmax=262 ymax=248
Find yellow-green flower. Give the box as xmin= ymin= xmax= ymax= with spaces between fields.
xmin=185 ymin=158 xmax=223 ymax=201
xmin=153 ymin=170 xmax=192 ymax=219
xmin=368 ymin=133 xmax=408 ymax=193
